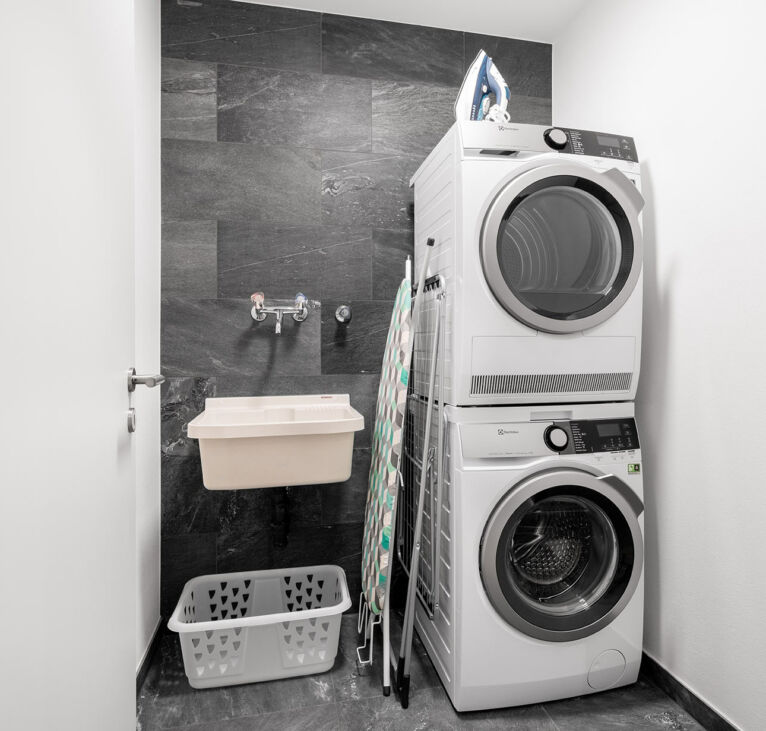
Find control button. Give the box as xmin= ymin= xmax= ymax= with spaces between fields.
xmin=543 ymin=127 xmax=568 ymax=150
xmin=544 ymin=426 xmax=569 ymax=452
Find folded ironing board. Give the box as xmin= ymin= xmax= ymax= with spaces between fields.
xmin=361 ymin=276 xmax=412 ymax=615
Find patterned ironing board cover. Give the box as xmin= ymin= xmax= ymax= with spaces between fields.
xmin=361 ymin=278 xmax=412 ymax=614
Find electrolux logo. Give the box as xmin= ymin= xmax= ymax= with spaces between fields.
xmin=496 ymin=428 xmax=520 ymax=436
xmin=497 ymin=125 xmax=520 ymax=133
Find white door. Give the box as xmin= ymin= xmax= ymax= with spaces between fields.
xmin=0 ymin=2 xmax=157 ymax=729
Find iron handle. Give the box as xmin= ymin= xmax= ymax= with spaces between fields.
xmin=127 ymin=367 xmax=166 ymax=392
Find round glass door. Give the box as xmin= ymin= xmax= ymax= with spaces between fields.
xmin=480 ymin=167 xmax=643 ymax=334
xmin=480 ymin=471 xmax=643 ymax=642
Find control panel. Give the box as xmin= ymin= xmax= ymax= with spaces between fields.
xmin=459 ymin=418 xmax=639 ymax=459
xmin=544 ymin=126 xmax=638 ymax=162
xmin=560 ymin=418 xmax=639 ymax=454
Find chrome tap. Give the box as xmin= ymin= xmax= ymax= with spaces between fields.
xmin=250 ymin=292 xmax=319 ymax=334
xmin=293 ymin=293 xmax=309 ymax=322
xmin=250 ymin=291 xmax=266 ymax=321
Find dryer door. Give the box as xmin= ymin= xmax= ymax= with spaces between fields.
xmin=480 ymin=468 xmax=643 ymax=642
xmin=480 ymin=163 xmax=644 ymax=334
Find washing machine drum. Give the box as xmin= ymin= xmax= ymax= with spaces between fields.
xmin=480 ymin=469 xmax=643 ymax=642
xmin=480 ymin=164 xmax=644 ymax=334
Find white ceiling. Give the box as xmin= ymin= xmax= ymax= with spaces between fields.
xmin=237 ymin=0 xmax=589 ymax=43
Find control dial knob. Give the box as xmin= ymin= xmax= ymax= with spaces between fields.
xmin=544 ymin=425 xmax=569 ymax=452
xmin=543 ymin=127 xmax=568 ymax=150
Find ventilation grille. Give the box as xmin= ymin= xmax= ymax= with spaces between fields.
xmin=470 ymin=372 xmax=633 ymax=396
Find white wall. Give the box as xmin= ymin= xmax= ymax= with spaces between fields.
xmin=554 ymin=3 xmax=766 ymax=729
xmin=134 ymin=0 xmax=162 ymax=672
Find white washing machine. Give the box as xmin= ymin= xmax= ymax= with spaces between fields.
xmin=409 ymin=400 xmax=644 ymax=711
xmin=410 ymin=122 xmax=645 ymax=406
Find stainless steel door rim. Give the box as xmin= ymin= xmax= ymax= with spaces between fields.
xmin=480 ymin=163 xmax=644 ymax=334
xmin=480 ymin=467 xmax=644 ymax=642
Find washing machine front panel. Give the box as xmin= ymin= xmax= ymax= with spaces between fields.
xmin=480 ymin=163 xmax=644 ymax=334
xmin=408 ymin=403 xmax=645 ymax=711
xmin=480 ymin=468 xmax=643 ymax=643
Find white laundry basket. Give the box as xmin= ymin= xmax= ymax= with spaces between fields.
xmin=168 ymin=565 xmax=351 ymax=689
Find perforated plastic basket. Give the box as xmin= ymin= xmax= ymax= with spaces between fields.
xmin=168 ymin=565 xmax=351 ymax=688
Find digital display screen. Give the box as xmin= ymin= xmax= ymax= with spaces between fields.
xmin=597 ymin=135 xmax=620 ymax=147
xmin=596 ymin=422 xmax=621 ymax=438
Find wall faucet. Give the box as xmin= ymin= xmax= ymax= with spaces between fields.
xmin=250 ymin=292 xmax=318 ymax=334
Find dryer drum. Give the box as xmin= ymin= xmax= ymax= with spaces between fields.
xmin=496 ymin=183 xmax=628 ymax=320
xmin=498 ymin=186 xmax=621 ymax=314
xmin=480 ymin=168 xmax=643 ymax=335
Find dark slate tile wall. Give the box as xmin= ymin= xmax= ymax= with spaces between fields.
xmin=160 ymin=0 xmax=552 ymax=615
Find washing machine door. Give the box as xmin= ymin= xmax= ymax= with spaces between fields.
xmin=480 ymin=163 xmax=644 ymax=334
xmin=480 ymin=467 xmax=643 ymax=642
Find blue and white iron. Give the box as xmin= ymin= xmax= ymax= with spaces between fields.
xmin=454 ymin=50 xmax=511 ymax=122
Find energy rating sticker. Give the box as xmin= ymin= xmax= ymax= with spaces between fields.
xmin=628 ymin=464 xmax=641 ymax=474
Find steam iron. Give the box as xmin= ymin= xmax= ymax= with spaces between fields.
xmin=454 ymin=49 xmax=511 ymax=122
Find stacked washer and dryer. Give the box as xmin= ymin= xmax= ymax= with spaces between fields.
xmin=405 ymin=121 xmax=646 ymax=711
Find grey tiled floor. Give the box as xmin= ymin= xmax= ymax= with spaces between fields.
xmin=137 ymin=615 xmax=704 ymax=730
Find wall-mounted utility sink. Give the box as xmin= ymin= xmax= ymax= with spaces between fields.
xmin=187 ymin=394 xmax=364 ymax=490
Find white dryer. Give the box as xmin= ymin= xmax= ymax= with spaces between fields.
xmin=409 ymin=400 xmax=644 ymax=711
xmin=410 ymin=122 xmax=644 ymax=405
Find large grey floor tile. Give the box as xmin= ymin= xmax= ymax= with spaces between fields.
xmin=162 ymin=139 xmax=320 ymax=223
xmin=216 ymin=222 xmax=372 ymax=301
xmin=322 ymin=15 xmax=463 ymax=87
xmin=162 ymin=58 xmax=217 ymax=141
xmin=161 ymin=0 xmax=320 ymax=72
xmin=336 ymin=685 xmax=555 ymax=730
xmin=162 ymin=220 xmax=217 ymax=298
xmin=321 ymin=300 xmax=392 ymax=374
xmin=464 ymin=34 xmax=552 ymax=99
xmin=162 ymin=703 xmax=342 ymax=731
xmin=330 ymin=614 xmax=440 ymax=703
xmin=137 ymin=634 xmax=335 ymax=730
xmin=542 ymin=678 xmax=705 ymax=730
xmin=161 ymin=297 xmax=321 ymax=377
xmin=321 ymin=151 xmax=419 ymax=229
xmin=139 ymin=616 xmax=701 ymax=731
xmin=372 ymin=81 xmax=457 ymax=156
xmin=218 ymin=65 xmax=371 ymax=152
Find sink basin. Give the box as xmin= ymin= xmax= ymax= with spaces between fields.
xmin=187 ymin=394 xmax=365 ymax=490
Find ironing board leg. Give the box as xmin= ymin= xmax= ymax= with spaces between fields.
xmin=383 ymin=595 xmax=391 ymax=695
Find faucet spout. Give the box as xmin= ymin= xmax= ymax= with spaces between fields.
xmin=275 ymin=309 xmax=283 ymax=334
